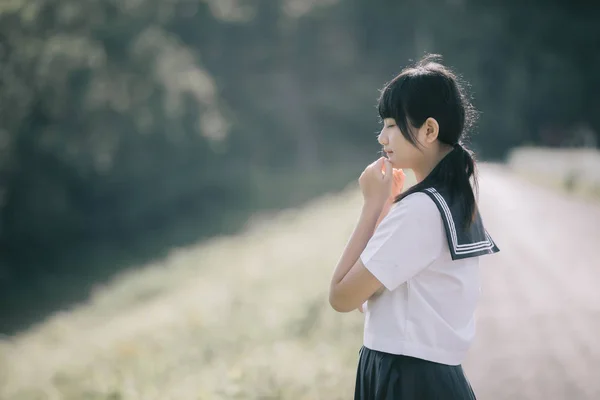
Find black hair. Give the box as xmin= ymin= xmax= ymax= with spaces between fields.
xmin=378 ymin=54 xmax=479 ymax=227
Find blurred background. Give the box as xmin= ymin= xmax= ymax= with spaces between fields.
xmin=1 ymin=1 xmax=599 ymax=399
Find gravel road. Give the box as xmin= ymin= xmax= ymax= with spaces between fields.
xmin=463 ymin=164 xmax=600 ymax=400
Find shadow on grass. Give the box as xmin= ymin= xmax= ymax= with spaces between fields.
xmin=0 ymin=162 xmax=366 ymax=336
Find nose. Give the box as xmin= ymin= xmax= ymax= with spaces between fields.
xmin=378 ymin=130 xmax=387 ymax=146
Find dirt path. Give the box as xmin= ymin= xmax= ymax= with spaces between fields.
xmin=463 ymin=164 xmax=600 ymax=400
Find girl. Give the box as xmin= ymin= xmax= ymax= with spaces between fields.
xmin=328 ymin=55 xmax=499 ymax=399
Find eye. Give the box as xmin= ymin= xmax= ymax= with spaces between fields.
xmin=386 ymin=124 xmax=396 ymax=129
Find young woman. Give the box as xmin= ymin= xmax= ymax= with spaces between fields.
xmin=328 ymin=55 xmax=500 ymax=399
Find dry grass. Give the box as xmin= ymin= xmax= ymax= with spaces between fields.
xmin=1 ymin=173 xmax=420 ymax=400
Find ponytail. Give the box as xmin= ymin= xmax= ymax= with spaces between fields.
xmin=394 ymin=143 xmax=479 ymax=228
xmin=453 ymin=143 xmax=478 ymax=226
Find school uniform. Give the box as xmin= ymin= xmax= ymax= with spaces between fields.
xmin=355 ymin=185 xmax=499 ymax=400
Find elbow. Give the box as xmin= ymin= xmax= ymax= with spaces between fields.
xmin=329 ymin=298 xmax=344 ymax=313
xmin=328 ymin=291 xmax=353 ymax=313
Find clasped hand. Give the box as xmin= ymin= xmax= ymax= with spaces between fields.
xmin=359 ymin=157 xmax=405 ymax=210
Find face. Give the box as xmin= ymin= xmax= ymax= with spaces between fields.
xmin=378 ymin=118 xmax=426 ymax=169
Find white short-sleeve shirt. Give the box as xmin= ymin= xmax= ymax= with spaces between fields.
xmin=360 ymin=192 xmax=481 ymax=365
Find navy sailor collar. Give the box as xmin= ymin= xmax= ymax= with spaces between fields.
xmin=416 ymin=185 xmax=500 ymax=261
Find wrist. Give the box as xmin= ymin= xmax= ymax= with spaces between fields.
xmin=362 ymin=201 xmax=385 ymax=217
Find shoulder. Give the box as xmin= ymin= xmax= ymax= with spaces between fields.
xmin=383 ymin=192 xmax=442 ymax=231
xmin=391 ymin=192 xmax=439 ymax=218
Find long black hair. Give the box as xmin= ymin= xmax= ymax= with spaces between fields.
xmin=378 ymin=54 xmax=479 ymax=227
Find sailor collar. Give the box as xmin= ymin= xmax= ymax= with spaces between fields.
xmin=416 ymin=185 xmax=500 ymax=261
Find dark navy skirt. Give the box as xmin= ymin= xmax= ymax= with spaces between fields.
xmin=355 ymin=346 xmax=477 ymax=400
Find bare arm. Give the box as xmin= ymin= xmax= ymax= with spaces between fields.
xmin=329 ymin=161 xmax=404 ymax=313
xmin=328 ymin=203 xmax=385 ymax=313
xmin=356 ymin=204 xmax=391 ymax=313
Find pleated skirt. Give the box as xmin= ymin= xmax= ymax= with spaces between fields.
xmin=354 ymin=346 xmax=477 ymax=400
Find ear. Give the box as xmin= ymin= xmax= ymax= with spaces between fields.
xmin=422 ymin=117 xmax=439 ymax=144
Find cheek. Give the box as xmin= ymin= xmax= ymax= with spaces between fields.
xmin=392 ymin=133 xmax=411 ymax=153
xmin=391 ymin=134 xmax=420 ymax=165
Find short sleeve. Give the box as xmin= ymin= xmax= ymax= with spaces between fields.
xmin=360 ymin=193 xmax=444 ymax=291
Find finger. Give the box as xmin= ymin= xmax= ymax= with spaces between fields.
xmin=382 ymin=159 xmax=393 ymax=181
xmin=373 ymin=157 xmax=384 ymax=174
xmin=395 ymin=168 xmax=405 ymax=179
xmin=372 ymin=156 xmax=385 ymax=166
xmin=367 ymin=157 xmax=384 ymax=174
xmin=365 ymin=157 xmax=378 ymax=168
xmin=394 ymin=169 xmax=405 ymax=181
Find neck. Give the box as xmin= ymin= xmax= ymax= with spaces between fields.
xmin=413 ymin=145 xmax=454 ymax=183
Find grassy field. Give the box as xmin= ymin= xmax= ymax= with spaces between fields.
xmin=3 ymin=155 xmax=599 ymax=399
xmin=1 ymin=173 xmax=419 ymax=400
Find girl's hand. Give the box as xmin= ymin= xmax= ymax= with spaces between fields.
xmin=390 ymin=168 xmax=406 ymax=201
xmin=374 ymin=167 xmax=405 ymax=228
xmin=359 ymin=157 xmax=393 ymax=208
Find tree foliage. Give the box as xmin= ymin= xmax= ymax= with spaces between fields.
xmin=0 ymin=0 xmax=598 ymax=282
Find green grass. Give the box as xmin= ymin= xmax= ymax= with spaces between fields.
xmin=0 ymin=161 xmax=368 ymax=335
xmin=0 ymin=170 xmax=417 ymax=399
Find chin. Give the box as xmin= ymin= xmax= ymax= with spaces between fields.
xmin=392 ymin=160 xmax=410 ymax=170
xmin=388 ymin=158 xmax=401 ymax=168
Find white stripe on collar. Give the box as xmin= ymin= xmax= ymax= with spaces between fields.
xmin=424 ymin=188 xmax=497 ymax=255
